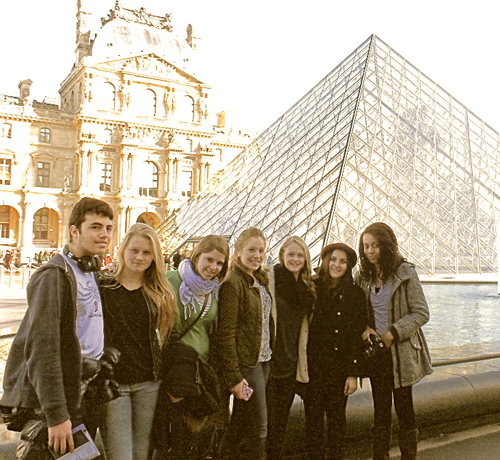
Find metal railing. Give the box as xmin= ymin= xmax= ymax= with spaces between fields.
xmin=0 ymin=266 xmax=35 ymax=290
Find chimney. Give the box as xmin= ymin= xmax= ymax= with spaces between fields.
xmin=216 ymin=111 xmax=231 ymax=129
xmin=18 ymin=80 xmax=33 ymax=102
xmin=186 ymin=24 xmax=200 ymax=50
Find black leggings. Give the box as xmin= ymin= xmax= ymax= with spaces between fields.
xmin=368 ymin=351 xmax=416 ymax=430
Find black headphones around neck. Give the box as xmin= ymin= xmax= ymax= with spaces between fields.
xmin=63 ymin=246 xmax=101 ymax=272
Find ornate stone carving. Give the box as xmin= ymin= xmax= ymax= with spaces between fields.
xmin=63 ymin=175 xmax=73 ymax=192
xmin=198 ymin=93 xmax=208 ymax=121
xmin=101 ymin=3 xmax=172 ymax=31
xmin=163 ymin=87 xmax=173 ymax=115
xmin=118 ymin=82 xmax=130 ymax=110
xmin=105 ymin=55 xmax=180 ymax=79
xmin=121 ymin=126 xmax=165 ymax=146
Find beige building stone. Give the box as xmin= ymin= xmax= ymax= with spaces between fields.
xmin=0 ymin=1 xmax=254 ymax=261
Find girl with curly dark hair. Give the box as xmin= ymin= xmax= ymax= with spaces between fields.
xmin=356 ymin=222 xmax=432 ymax=460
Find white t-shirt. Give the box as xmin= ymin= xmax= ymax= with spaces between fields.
xmin=62 ymin=253 xmax=104 ymax=359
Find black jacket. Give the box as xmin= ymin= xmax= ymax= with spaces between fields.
xmin=270 ymin=264 xmax=314 ymax=378
xmin=307 ymin=277 xmax=366 ymax=379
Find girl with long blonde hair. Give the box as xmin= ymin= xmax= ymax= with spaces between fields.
xmin=266 ymin=236 xmax=316 ymax=460
xmin=100 ymin=223 xmax=178 ymax=460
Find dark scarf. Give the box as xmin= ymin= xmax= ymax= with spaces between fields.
xmin=274 ymin=263 xmax=314 ymax=312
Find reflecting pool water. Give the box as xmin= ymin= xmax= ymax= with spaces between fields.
xmin=422 ymin=283 xmax=500 ymax=359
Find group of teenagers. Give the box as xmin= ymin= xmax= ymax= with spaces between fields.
xmin=1 ymin=196 xmax=432 ymax=460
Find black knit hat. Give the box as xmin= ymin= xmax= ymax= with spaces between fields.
xmin=320 ymin=243 xmax=357 ymax=268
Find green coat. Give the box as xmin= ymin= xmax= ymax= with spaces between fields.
xmin=355 ymin=262 xmax=433 ymax=388
xmin=217 ymin=266 xmax=275 ymax=390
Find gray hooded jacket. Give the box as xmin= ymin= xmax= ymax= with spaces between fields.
xmin=355 ymin=262 xmax=432 ymax=388
xmin=1 ymin=255 xmax=83 ymax=427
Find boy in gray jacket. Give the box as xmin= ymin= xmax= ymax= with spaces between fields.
xmin=1 ymin=197 xmax=114 ymax=457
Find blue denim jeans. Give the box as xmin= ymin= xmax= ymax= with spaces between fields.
xmin=219 ymin=361 xmax=270 ymax=459
xmin=101 ymin=380 xmax=160 ymax=460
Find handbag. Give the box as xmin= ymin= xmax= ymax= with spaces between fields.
xmin=15 ymin=415 xmax=48 ymax=460
xmin=163 ymin=294 xmax=221 ymax=418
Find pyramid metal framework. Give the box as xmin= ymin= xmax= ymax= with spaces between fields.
xmin=158 ymin=35 xmax=500 ymax=275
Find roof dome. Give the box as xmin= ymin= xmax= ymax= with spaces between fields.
xmin=91 ymin=18 xmax=196 ymax=75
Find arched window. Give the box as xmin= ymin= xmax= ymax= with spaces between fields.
xmin=139 ymin=161 xmax=159 ymax=197
xmin=33 ymin=208 xmax=49 ymax=240
xmin=103 ymin=82 xmax=117 ymax=111
xmin=144 ymin=89 xmax=157 ymax=116
xmin=178 ymin=96 xmax=195 ymax=122
xmin=101 ymin=128 xmax=113 ymax=144
xmin=216 ymin=148 xmax=223 ymax=162
xmin=133 ymin=88 xmax=157 ymax=116
xmin=33 ymin=208 xmax=59 ymax=246
xmin=0 ymin=206 xmax=10 ymax=238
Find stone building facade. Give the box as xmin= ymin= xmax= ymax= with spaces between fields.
xmin=0 ymin=2 xmax=253 ymax=260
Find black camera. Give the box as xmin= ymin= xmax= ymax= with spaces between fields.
xmin=361 ymin=335 xmax=386 ymax=361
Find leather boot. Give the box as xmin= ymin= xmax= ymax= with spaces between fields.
xmin=399 ymin=428 xmax=418 ymax=460
xmin=372 ymin=425 xmax=392 ymax=460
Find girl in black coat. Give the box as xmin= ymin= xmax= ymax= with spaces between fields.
xmin=304 ymin=243 xmax=367 ymax=460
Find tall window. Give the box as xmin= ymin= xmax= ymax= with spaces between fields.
xmin=178 ymin=96 xmax=195 ymax=122
xmin=0 ymin=158 xmax=11 ymax=185
xmin=33 ymin=208 xmax=49 ymax=240
xmin=1 ymin=123 xmax=12 ymax=138
xmin=0 ymin=206 xmax=9 ymax=238
xmin=180 ymin=167 xmax=192 ymax=197
xmin=144 ymin=89 xmax=157 ymax=116
xmin=103 ymin=82 xmax=117 ymax=111
xmin=102 ymin=128 xmax=113 ymax=144
xmin=39 ymin=127 xmax=51 ymax=143
xmin=139 ymin=161 xmax=158 ymax=197
xmin=216 ymin=148 xmax=223 ymax=162
xmin=36 ymin=162 xmax=50 ymax=187
xmin=100 ymin=163 xmax=112 ymax=192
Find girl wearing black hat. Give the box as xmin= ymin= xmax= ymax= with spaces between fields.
xmin=304 ymin=243 xmax=367 ymax=460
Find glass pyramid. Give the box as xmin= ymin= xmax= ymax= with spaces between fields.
xmin=158 ymin=34 xmax=500 ymax=275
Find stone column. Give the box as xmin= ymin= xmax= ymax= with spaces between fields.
xmin=19 ymin=202 xmax=32 ymax=261
xmin=158 ymin=162 xmax=167 ymax=198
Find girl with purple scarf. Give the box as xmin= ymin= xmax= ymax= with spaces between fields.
xmin=153 ymin=235 xmax=230 ymax=459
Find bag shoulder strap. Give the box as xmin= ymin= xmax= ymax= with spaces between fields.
xmin=178 ymin=294 xmax=210 ymax=341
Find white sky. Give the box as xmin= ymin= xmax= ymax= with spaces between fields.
xmin=1 ymin=0 xmax=499 ymax=134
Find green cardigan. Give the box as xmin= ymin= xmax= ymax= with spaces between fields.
xmin=166 ymin=270 xmax=218 ymax=361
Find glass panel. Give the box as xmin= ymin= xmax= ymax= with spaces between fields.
xmin=158 ymin=35 xmax=500 ymax=275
